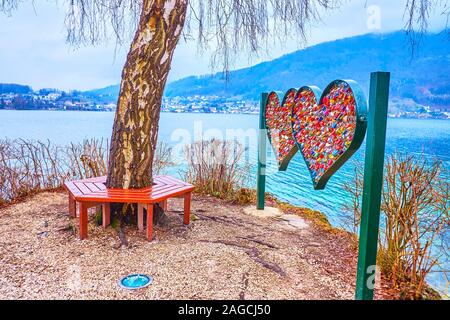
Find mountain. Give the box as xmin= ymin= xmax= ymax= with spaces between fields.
xmin=83 ymin=85 xmax=120 ymax=103
xmin=0 ymin=84 xmax=32 ymax=95
xmin=164 ymin=31 xmax=450 ymax=110
xmin=3 ymin=31 xmax=449 ymax=111
xmin=84 ymin=85 xmax=119 ymax=97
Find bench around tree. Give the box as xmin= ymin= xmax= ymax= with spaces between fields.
xmin=64 ymin=175 xmax=194 ymax=241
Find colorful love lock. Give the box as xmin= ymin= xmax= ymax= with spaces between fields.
xmin=265 ymin=89 xmax=298 ymax=171
xmin=291 ymin=80 xmax=368 ymax=190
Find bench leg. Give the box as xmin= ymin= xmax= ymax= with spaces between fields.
xmin=102 ymin=203 xmax=110 ymax=228
xmin=146 ymin=204 xmax=154 ymax=241
xmin=162 ymin=200 xmax=168 ymax=211
xmin=79 ymin=202 xmax=88 ymax=240
xmin=138 ymin=204 xmax=144 ymax=231
xmin=184 ymin=192 xmax=191 ymax=225
xmin=69 ymin=194 xmax=76 ymax=218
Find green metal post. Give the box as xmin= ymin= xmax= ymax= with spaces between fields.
xmin=257 ymin=92 xmax=269 ymax=210
xmin=355 ymin=72 xmax=390 ymax=300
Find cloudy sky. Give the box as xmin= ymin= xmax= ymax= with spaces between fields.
xmin=0 ymin=0 xmax=447 ymax=91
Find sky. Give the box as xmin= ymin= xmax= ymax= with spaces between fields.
xmin=0 ymin=0 xmax=448 ymax=91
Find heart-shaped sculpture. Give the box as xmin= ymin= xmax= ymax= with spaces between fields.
xmin=265 ymin=89 xmax=298 ymax=171
xmin=291 ymin=80 xmax=368 ymax=190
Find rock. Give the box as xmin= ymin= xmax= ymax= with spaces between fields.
xmin=37 ymin=231 xmax=49 ymax=238
xmin=278 ymin=214 xmax=309 ymax=230
xmin=243 ymin=206 xmax=283 ymax=218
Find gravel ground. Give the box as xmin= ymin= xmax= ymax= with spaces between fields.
xmin=0 ymin=191 xmax=395 ymax=300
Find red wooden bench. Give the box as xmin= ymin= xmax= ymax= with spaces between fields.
xmin=64 ymin=175 xmax=195 ymax=241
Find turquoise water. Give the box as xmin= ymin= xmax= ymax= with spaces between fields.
xmin=1 ymin=110 xmax=448 ymax=225
xmin=1 ymin=110 xmax=449 ymax=294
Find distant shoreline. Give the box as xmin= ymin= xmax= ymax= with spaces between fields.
xmin=1 ymin=109 xmax=449 ymax=120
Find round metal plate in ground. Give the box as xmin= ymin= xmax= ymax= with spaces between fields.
xmin=119 ymin=274 xmax=153 ymax=290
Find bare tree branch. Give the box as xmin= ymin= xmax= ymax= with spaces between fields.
xmin=404 ymin=0 xmax=450 ymax=48
xmin=1 ymin=0 xmax=449 ymax=71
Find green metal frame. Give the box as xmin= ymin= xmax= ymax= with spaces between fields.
xmin=355 ymin=72 xmax=390 ymax=300
xmin=265 ymin=89 xmax=299 ymax=171
xmin=291 ymin=80 xmax=368 ymax=190
xmin=257 ymin=92 xmax=269 ymax=210
xmin=256 ymin=72 xmax=390 ymax=300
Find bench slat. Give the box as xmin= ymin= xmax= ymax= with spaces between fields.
xmin=84 ymin=182 xmax=102 ymax=192
xmin=151 ymin=184 xmax=188 ymax=198
xmin=64 ymin=182 xmax=82 ymax=196
xmin=74 ymin=182 xmax=93 ymax=195
xmin=94 ymin=183 xmax=107 ymax=191
xmin=66 ymin=175 xmax=194 ymax=204
xmin=160 ymin=175 xmax=190 ymax=186
xmin=65 ymin=175 xmax=194 ymax=242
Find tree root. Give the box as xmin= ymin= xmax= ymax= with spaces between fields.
xmin=237 ymin=236 xmax=279 ymax=249
xmin=199 ymin=239 xmax=286 ymax=277
xmin=246 ymin=248 xmax=286 ymax=277
xmin=114 ymin=208 xmax=129 ymax=249
xmin=111 ymin=203 xmax=167 ymax=249
xmin=194 ymin=212 xmax=282 ymax=233
xmin=239 ymin=272 xmax=249 ymax=300
xmin=153 ymin=203 xmax=168 ymax=226
xmin=195 ymin=213 xmax=248 ymax=228
xmin=118 ymin=226 xmax=129 ymax=248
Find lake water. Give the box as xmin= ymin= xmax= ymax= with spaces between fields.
xmin=1 ymin=110 xmax=449 ymax=223
xmin=1 ymin=110 xmax=449 ymax=294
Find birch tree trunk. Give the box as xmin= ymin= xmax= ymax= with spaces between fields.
xmin=106 ymin=0 xmax=188 ymax=189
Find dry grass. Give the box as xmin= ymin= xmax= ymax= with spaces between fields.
xmin=183 ymin=139 xmax=254 ymax=204
xmin=0 ymin=138 xmax=405 ymax=300
xmin=153 ymin=141 xmax=175 ymax=176
xmin=0 ymin=139 xmax=173 ymax=208
xmin=344 ymin=153 xmax=449 ymax=299
xmin=0 ymin=191 xmax=398 ymax=300
xmin=0 ymin=138 xmax=107 ymax=207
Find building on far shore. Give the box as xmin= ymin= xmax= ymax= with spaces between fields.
xmin=0 ymin=89 xmax=448 ymax=119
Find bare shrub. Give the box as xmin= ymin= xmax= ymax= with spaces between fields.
xmin=0 ymin=138 xmax=173 ymax=207
xmin=0 ymin=139 xmax=66 ymax=203
xmin=344 ymin=153 xmax=449 ymax=299
xmin=341 ymin=163 xmax=364 ymax=235
xmin=153 ymin=141 xmax=174 ymax=176
xmin=183 ymin=139 xmax=251 ymax=200
xmin=66 ymin=138 xmax=109 ymax=179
